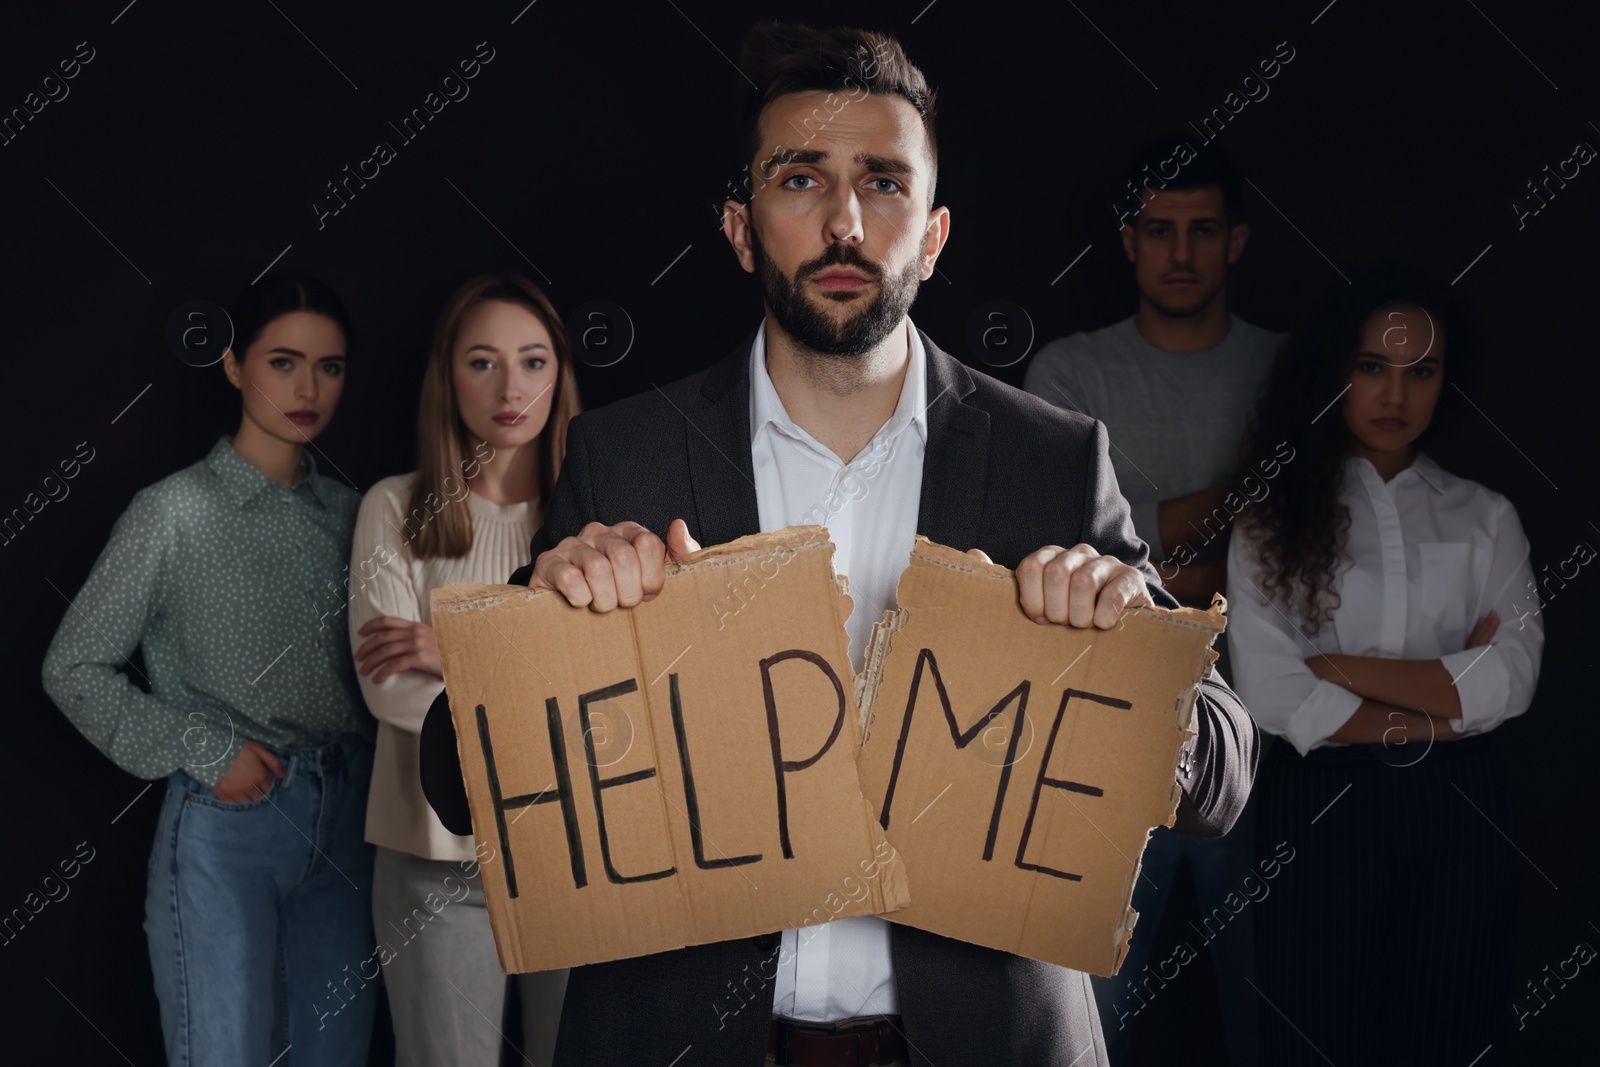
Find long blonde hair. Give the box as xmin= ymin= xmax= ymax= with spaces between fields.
xmin=407 ymin=274 xmax=581 ymax=560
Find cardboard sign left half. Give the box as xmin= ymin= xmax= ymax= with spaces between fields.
xmin=429 ymin=526 xmax=910 ymax=974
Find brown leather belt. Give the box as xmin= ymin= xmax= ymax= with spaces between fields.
xmin=767 ymin=1015 xmax=906 ymax=1065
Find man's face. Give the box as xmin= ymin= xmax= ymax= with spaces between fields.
xmin=1120 ymin=187 xmax=1247 ymax=318
xmin=724 ymin=90 xmax=949 ymax=357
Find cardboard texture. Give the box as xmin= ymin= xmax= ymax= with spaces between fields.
xmin=855 ymin=536 xmax=1226 ymax=978
xmin=429 ymin=526 xmax=910 ymax=974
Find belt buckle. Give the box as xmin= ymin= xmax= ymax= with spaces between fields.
xmin=772 ymin=1018 xmax=830 ymax=1067
xmin=774 ymin=1015 xmax=897 ymax=1066
xmin=849 ymin=1019 xmax=885 ymax=1065
xmin=857 ymin=1023 xmax=883 ymax=1067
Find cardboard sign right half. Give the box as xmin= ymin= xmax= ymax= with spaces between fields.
xmin=855 ymin=537 xmax=1225 ymax=977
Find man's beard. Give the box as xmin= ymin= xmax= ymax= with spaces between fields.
xmin=751 ymin=227 xmax=922 ymax=357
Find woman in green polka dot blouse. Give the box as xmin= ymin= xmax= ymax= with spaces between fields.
xmin=41 ymin=272 xmax=379 ymax=1067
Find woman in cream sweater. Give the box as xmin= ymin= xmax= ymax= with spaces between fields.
xmin=347 ymin=274 xmax=581 ymax=1067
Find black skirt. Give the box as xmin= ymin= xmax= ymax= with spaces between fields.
xmin=1252 ymin=730 xmax=1518 ymax=1066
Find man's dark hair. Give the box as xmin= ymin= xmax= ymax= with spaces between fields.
xmin=1124 ymin=135 xmax=1244 ymax=225
xmin=736 ymin=23 xmax=938 ymax=204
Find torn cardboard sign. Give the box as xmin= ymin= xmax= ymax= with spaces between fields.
xmin=855 ymin=536 xmax=1225 ymax=977
xmin=429 ymin=526 xmax=910 ymax=974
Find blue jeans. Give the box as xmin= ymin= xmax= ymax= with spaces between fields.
xmin=144 ymin=735 xmax=377 ymax=1067
xmin=1091 ymin=793 xmax=1262 ymax=1067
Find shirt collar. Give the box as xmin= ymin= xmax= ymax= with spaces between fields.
xmin=206 ymin=435 xmax=329 ymax=509
xmin=748 ymin=318 xmax=929 ymax=451
xmin=1407 ymin=451 xmax=1447 ymax=493
xmin=1345 ymin=450 xmax=1447 ymax=494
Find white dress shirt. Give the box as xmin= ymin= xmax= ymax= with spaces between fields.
xmin=750 ymin=318 xmax=928 ymax=1022
xmin=1226 ymin=452 xmax=1543 ymax=756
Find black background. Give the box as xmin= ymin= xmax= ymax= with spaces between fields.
xmin=2 ymin=1 xmax=1595 ymax=1063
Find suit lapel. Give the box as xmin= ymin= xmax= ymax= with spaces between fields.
xmin=684 ymin=327 xmax=991 ymax=555
xmin=916 ymin=333 xmax=990 ymax=554
xmin=685 ymin=335 xmax=762 ymax=546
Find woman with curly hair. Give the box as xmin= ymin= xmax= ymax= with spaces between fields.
xmin=1226 ymin=266 xmax=1542 ymax=1065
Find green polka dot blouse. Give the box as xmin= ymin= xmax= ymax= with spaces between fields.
xmin=42 ymin=435 xmax=375 ymax=787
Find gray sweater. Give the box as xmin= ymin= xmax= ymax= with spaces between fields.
xmin=1022 ymin=313 xmax=1284 ymax=557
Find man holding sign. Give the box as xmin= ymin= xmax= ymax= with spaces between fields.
xmin=422 ymin=22 xmax=1256 ymax=1066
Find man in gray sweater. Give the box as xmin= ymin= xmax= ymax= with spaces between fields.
xmin=1024 ymin=138 xmax=1282 ymax=1067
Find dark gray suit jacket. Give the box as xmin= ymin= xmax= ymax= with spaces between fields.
xmin=424 ymin=329 xmax=1259 ymax=1066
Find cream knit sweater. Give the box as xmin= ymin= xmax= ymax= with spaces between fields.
xmin=348 ymin=472 xmax=536 ymax=861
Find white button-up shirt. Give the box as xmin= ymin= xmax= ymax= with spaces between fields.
xmin=749 ymin=318 xmax=928 ymax=1022
xmin=1226 ymin=452 xmax=1544 ymax=756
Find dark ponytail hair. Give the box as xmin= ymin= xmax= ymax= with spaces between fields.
xmin=1235 ymin=264 xmax=1467 ymax=633
xmin=227 ymin=271 xmax=352 ymax=361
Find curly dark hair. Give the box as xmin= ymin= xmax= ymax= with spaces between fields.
xmin=1235 ymin=265 xmax=1466 ymax=633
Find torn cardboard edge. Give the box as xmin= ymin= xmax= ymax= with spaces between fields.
xmin=431 ymin=525 xmax=853 ymax=614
